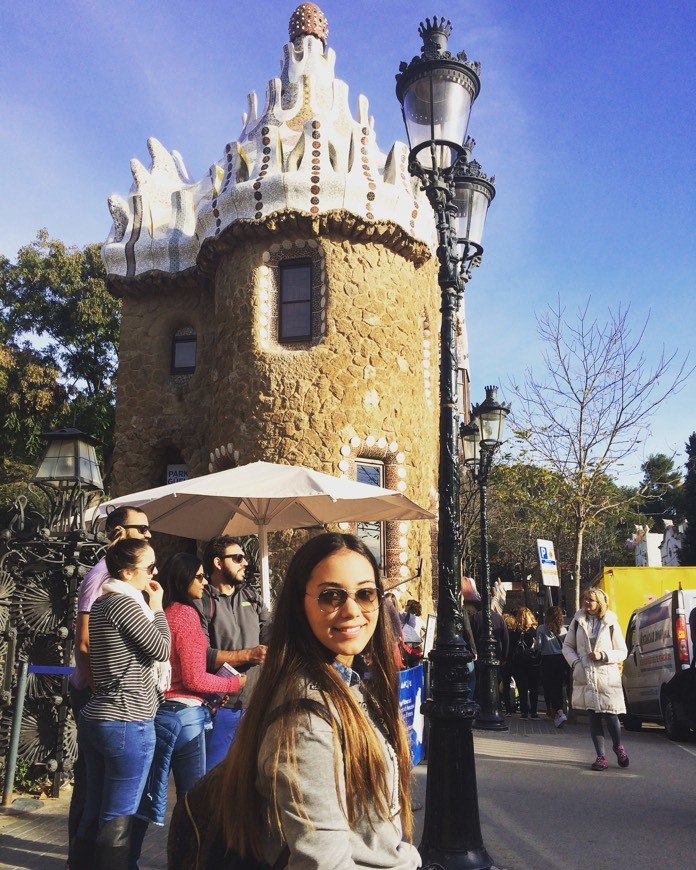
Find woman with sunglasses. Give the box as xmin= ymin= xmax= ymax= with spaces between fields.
xmin=172 ymin=532 xmax=420 ymax=868
xmin=130 ymin=553 xmax=246 ymax=862
xmin=74 ymin=538 xmax=171 ymax=869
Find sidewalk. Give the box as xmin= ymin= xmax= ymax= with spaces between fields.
xmin=0 ymin=784 xmax=171 ymax=870
xmin=0 ymin=715 xmax=597 ymax=870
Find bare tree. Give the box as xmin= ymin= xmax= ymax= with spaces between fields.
xmin=510 ymin=298 xmax=691 ymax=611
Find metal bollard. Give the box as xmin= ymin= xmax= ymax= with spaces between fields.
xmin=1 ymin=660 xmax=29 ymax=806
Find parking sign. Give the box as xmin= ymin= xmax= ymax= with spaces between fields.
xmin=537 ymin=538 xmax=560 ymax=587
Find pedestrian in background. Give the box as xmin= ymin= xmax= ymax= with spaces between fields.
xmin=400 ymin=599 xmax=425 ymax=643
xmin=384 ymin=591 xmax=406 ymax=668
xmin=510 ymin=607 xmax=541 ymax=718
xmin=195 ymin=536 xmax=271 ymax=771
xmin=500 ymin=612 xmax=517 ymax=714
xmin=469 ymin=597 xmax=509 ymax=704
xmin=535 ymin=606 xmax=568 ymax=727
xmin=563 ymin=587 xmax=629 ymax=771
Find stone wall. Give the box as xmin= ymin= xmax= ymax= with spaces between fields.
xmin=111 ymin=273 xmax=215 ymax=495
xmin=110 ymin=221 xmax=440 ymax=609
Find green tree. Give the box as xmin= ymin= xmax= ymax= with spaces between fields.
xmin=480 ymin=460 xmax=637 ymax=612
xmin=0 ymin=231 xmax=120 ymax=468
xmin=0 ymin=341 xmax=67 ymax=465
xmin=638 ymin=453 xmax=683 ymax=529
xmin=679 ymin=434 xmax=696 ymax=566
xmin=510 ymin=299 xmax=691 ymax=610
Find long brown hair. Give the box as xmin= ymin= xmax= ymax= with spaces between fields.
xmin=544 ymin=606 xmax=564 ymax=636
xmin=220 ymin=533 xmax=413 ymax=859
xmin=514 ymin=606 xmax=537 ymax=632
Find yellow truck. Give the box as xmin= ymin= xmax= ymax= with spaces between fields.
xmin=594 ymin=566 xmax=696 ymax=637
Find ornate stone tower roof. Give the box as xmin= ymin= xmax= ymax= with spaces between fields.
xmin=103 ymin=4 xmax=435 ymax=279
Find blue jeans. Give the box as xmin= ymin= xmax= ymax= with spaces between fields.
xmin=77 ymin=717 xmax=156 ymax=833
xmin=205 ymin=707 xmax=243 ymax=772
xmin=138 ymin=702 xmax=210 ymax=825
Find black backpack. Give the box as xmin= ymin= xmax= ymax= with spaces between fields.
xmin=167 ymin=699 xmax=331 ymax=869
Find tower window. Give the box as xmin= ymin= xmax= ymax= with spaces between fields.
xmin=171 ymin=332 xmax=196 ymax=374
xmin=279 ymin=259 xmax=312 ymax=342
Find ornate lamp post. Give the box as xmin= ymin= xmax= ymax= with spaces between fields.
xmin=0 ymin=429 xmax=105 ymax=797
xmin=460 ymin=387 xmax=510 ymax=731
xmin=396 ymin=17 xmax=496 ymax=869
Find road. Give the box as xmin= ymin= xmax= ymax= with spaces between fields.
xmin=411 ymin=717 xmax=693 ymax=870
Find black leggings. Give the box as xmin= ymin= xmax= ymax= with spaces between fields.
xmin=588 ymin=710 xmax=622 ymax=756
xmin=541 ymin=654 xmax=567 ymax=712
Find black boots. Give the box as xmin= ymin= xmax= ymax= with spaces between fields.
xmin=95 ymin=815 xmax=133 ymax=870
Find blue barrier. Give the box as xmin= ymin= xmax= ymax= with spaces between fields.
xmin=399 ymin=664 xmax=425 ymax=766
xmin=27 ymin=666 xmax=75 ymax=676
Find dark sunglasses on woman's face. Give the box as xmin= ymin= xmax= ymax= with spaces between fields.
xmin=307 ymin=587 xmax=383 ymax=613
xmin=222 ymin=553 xmax=246 ymax=564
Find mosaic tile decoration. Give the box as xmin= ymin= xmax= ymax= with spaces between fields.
xmin=102 ymin=4 xmax=435 ymax=279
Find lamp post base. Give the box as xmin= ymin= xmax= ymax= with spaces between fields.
xmin=472 ymin=660 xmax=508 ymax=732
xmin=473 ymin=712 xmax=509 ymax=732
xmin=418 ymin=645 xmax=496 ymax=870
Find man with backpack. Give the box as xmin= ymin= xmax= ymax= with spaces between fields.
xmin=195 ymin=536 xmax=272 ymax=771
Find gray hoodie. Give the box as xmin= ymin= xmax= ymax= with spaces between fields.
xmin=257 ymin=679 xmax=421 ymax=870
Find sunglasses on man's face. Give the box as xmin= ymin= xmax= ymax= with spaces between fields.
xmin=222 ymin=553 xmax=246 ymax=564
xmin=307 ymin=587 xmax=383 ymax=613
xmin=122 ymin=524 xmax=150 ymax=535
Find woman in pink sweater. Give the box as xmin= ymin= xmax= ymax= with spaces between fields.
xmin=132 ymin=553 xmax=247 ymax=854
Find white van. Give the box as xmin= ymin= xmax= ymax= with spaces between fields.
xmin=622 ymin=588 xmax=696 ymax=740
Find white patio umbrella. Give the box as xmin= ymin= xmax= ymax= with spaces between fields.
xmin=100 ymin=460 xmax=434 ymax=603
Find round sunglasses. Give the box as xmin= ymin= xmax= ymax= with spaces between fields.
xmin=306 ymin=587 xmax=383 ymax=613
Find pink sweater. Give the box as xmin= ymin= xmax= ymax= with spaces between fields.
xmin=164 ymin=602 xmax=241 ymax=700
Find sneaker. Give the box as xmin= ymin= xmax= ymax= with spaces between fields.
xmin=530 ymin=713 xmax=540 ymax=719
xmin=613 ymin=745 xmax=629 ymax=768
xmin=520 ymin=713 xmax=529 ymax=719
xmin=591 ymin=755 xmax=608 ymax=771
xmin=555 ymin=712 xmax=568 ymax=728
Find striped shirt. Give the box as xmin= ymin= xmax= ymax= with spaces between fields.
xmin=81 ymin=593 xmax=171 ymax=722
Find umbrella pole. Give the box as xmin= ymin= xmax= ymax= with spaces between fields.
xmin=259 ymin=524 xmax=271 ymax=607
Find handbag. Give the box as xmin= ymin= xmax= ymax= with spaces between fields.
xmin=512 ymin=634 xmax=541 ymax=666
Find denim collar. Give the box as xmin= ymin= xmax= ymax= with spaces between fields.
xmin=332 ymin=661 xmax=361 ymax=687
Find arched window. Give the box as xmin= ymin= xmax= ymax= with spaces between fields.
xmin=171 ymin=328 xmax=196 ymax=375
xmin=355 ymin=458 xmax=385 ymax=569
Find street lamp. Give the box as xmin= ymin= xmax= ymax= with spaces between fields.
xmin=397 ymin=17 xmax=496 ymax=870
xmin=461 ymin=387 xmax=511 ymax=732
xmin=32 ymin=428 xmax=104 ymax=532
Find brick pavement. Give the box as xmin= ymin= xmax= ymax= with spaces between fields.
xmin=0 ymin=782 xmax=171 ymax=870
xmin=0 ymin=715 xmax=568 ymax=870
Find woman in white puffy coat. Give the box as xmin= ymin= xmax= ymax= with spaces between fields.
xmin=563 ymin=587 xmax=630 ymax=771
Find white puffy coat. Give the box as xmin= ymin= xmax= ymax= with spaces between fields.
xmin=562 ymin=609 xmax=627 ymax=714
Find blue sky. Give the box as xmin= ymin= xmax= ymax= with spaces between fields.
xmin=1 ymin=0 xmax=694 ymax=485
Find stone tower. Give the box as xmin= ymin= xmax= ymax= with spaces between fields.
xmin=103 ymin=4 xmax=446 ymax=592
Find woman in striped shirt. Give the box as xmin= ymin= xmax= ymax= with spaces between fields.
xmin=74 ymin=538 xmax=171 ymax=870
